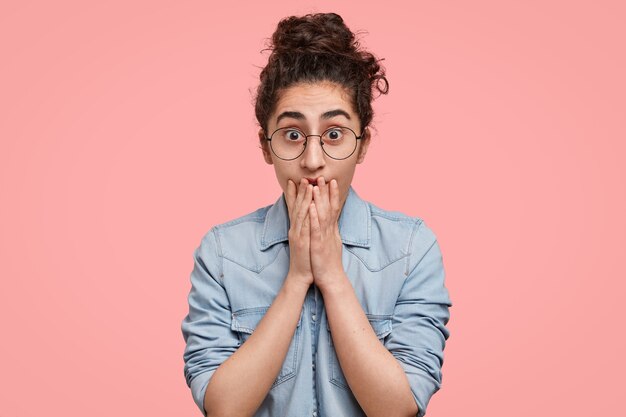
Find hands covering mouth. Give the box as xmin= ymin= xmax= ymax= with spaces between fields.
xmin=284 ymin=176 xmax=345 ymax=290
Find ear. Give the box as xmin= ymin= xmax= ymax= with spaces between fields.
xmin=356 ymin=127 xmax=371 ymax=164
xmin=258 ymin=128 xmax=274 ymax=165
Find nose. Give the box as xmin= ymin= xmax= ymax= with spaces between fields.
xmin=300 ymin=136 xmax=326 ymax=171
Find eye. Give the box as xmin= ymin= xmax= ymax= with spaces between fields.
xmin=283 ymin=128 xmax=304 ymax=142
xmin=324 ymin=128 xmax=344 ymax=141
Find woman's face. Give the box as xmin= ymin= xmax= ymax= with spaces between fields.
xmin=259 ymin=81 xmax=370 ymax=210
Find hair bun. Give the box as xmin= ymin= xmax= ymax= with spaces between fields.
xmin=271 ymin=13 xmax=355 ymax=56
xmin=255 ymin=12 xmax=388 ymax=136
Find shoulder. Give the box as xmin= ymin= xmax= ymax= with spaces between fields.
xmin=213 ymin=204 xmax=270 ymax=235
xmin=199 ymin=203 xmax=272 ymax=250
xmin=362 ymin=198 xmax=439 ymax=270
xmin=365 ymin=198 xmax=434 ymax=242
xmin=368 ymin=200 xmax=423 ymax=230
xmin=196 ymin=201 xmax=286 ymax=274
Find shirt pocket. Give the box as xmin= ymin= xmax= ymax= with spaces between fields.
xmin=327 ymin=315 xmax=393 ymax=390
xmin=231 ymin=306 xmax=303 ymax=388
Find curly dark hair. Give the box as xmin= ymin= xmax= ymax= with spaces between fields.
xmin=254 ymin=12 xmax=389 ymax=139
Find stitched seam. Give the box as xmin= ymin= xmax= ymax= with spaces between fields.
xmin=211 ymin=227 xmax=225 ymax=285
xmin=261 ymin=198 xmax=287 ymax=249
xmin=366 ymin=314 xmax=393 ymax=321
xmin=365 ymin=200 xmax=372 ymax=244
xmin=410 ymin=238 xmax=437 ymax=276
xmin=405 ymin=219 xmax=424 ymax=276
xmin=219 ymin=210 xmax=267 ymax=228
xmin=371 ymin=211 xmax=418 ymax=222
xmin=261 ymin=236 xmax=289 ymax=249
xmin=398 ymin=235 xmax=438 ymax=303
xmin=345 ymin=247 xmax=409 ymax=272
xmin=261 ymin=209 xmax=272 ymax=247
xmin=222 ymin=244 xmax=285 ymax=273
xmin=341 ymin=238 xmax=369 ymax=246
xmin=231 ymin=307 xmax=268 ymax=333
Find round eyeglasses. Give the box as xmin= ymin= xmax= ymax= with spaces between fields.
xmin=265 ymin=126 xmax=365 ymax=161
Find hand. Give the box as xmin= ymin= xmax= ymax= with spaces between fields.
xmin=284 ymin=178 xmax=315 ymax=289
xmin=308 ymin=177 xmax=346 ymax=290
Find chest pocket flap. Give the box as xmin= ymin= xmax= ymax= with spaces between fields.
xmin=327 ymin=314 xmax=393 ymax=390
xmin=230 ymin=306 xmax=303 ymax=388
xmin=367 ymin=316 xmax=393 ymax=339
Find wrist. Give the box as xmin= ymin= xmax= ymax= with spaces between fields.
xmin=316 ymin=271 xmax=352 ymax=297
xmin=283 ymin=274 xmax=312 ymax=296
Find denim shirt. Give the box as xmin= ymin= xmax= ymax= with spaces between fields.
xmin=181 ymin=187 xmax=452 ymax=417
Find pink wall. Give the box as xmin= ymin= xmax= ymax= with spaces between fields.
xmin=1 ymin=1 xmax=624 ymax=415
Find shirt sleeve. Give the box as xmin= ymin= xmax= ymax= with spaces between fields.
xmin=181 ymin=228 xmax=240 ymax=416
xmin=385 ymin=220 xmax=453 ymax=417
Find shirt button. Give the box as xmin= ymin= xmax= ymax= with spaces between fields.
xmin=312 ymin=363 xmax=316 ymax=370
xmin=313 ymin=412 xmax=317 ymax=417
xmin=312 ymin=314 xmax=317 ymax=321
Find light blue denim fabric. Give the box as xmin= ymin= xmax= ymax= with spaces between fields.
xmin=181 ymin=187 xmax=452 ymax=417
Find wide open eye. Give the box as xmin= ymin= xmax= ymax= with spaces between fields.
xmin=323 ymin=127 xmax=346 ymax=143
xmin=279 ymin=128 xmax=305 ymax=142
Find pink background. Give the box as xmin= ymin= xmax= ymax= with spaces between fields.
xmin=1 ymin=0 xmax=624 ymax=416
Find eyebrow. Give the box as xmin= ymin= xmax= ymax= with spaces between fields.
xmin=275 ymin=109 xmax=352 ymax=125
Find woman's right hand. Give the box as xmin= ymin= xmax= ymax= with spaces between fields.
xmin=284 ymin=178 xmax=314 ymax=289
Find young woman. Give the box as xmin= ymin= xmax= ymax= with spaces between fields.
xmin=181 ymin=12 xmax=452 ymax=417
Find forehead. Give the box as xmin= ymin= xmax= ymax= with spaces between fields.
xmin=272 ymin=82 xmax=356 ymax=123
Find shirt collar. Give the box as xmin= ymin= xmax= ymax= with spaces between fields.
xmin=260 ymin=186 xmax=371 ymax=250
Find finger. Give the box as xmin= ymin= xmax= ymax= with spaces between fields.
xmin=295 ymin=184 xmax=313 ymax=235
xmin=302 ymin=207 xmax=310 ymax=232
xmin=296 ymin=178 xmax=308 ymax=205
xmin=285 ymin=179 xmax=296 ymax=216
xmin=300 ymin=186 xmax=313 ymax=235
xmin=330 ymin=179 xmax=341 ymax=218
xmin=319 ymin=176 xmax=330 ymax=207
xmin=316 ymin=177 xmax=332 ymax=222
xmin=312 ymin=185 xmax=327 ymax=225
xmin=309 ymin=202 xmax=321 ymax=240
xmin=304 ymin=182 xmax=313 ymax=205
xmin=293 ymin=178 xmax=308 ymax=221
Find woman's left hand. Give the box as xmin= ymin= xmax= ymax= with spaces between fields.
xmin=308 ymin=177 xmax=346 ymax=290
